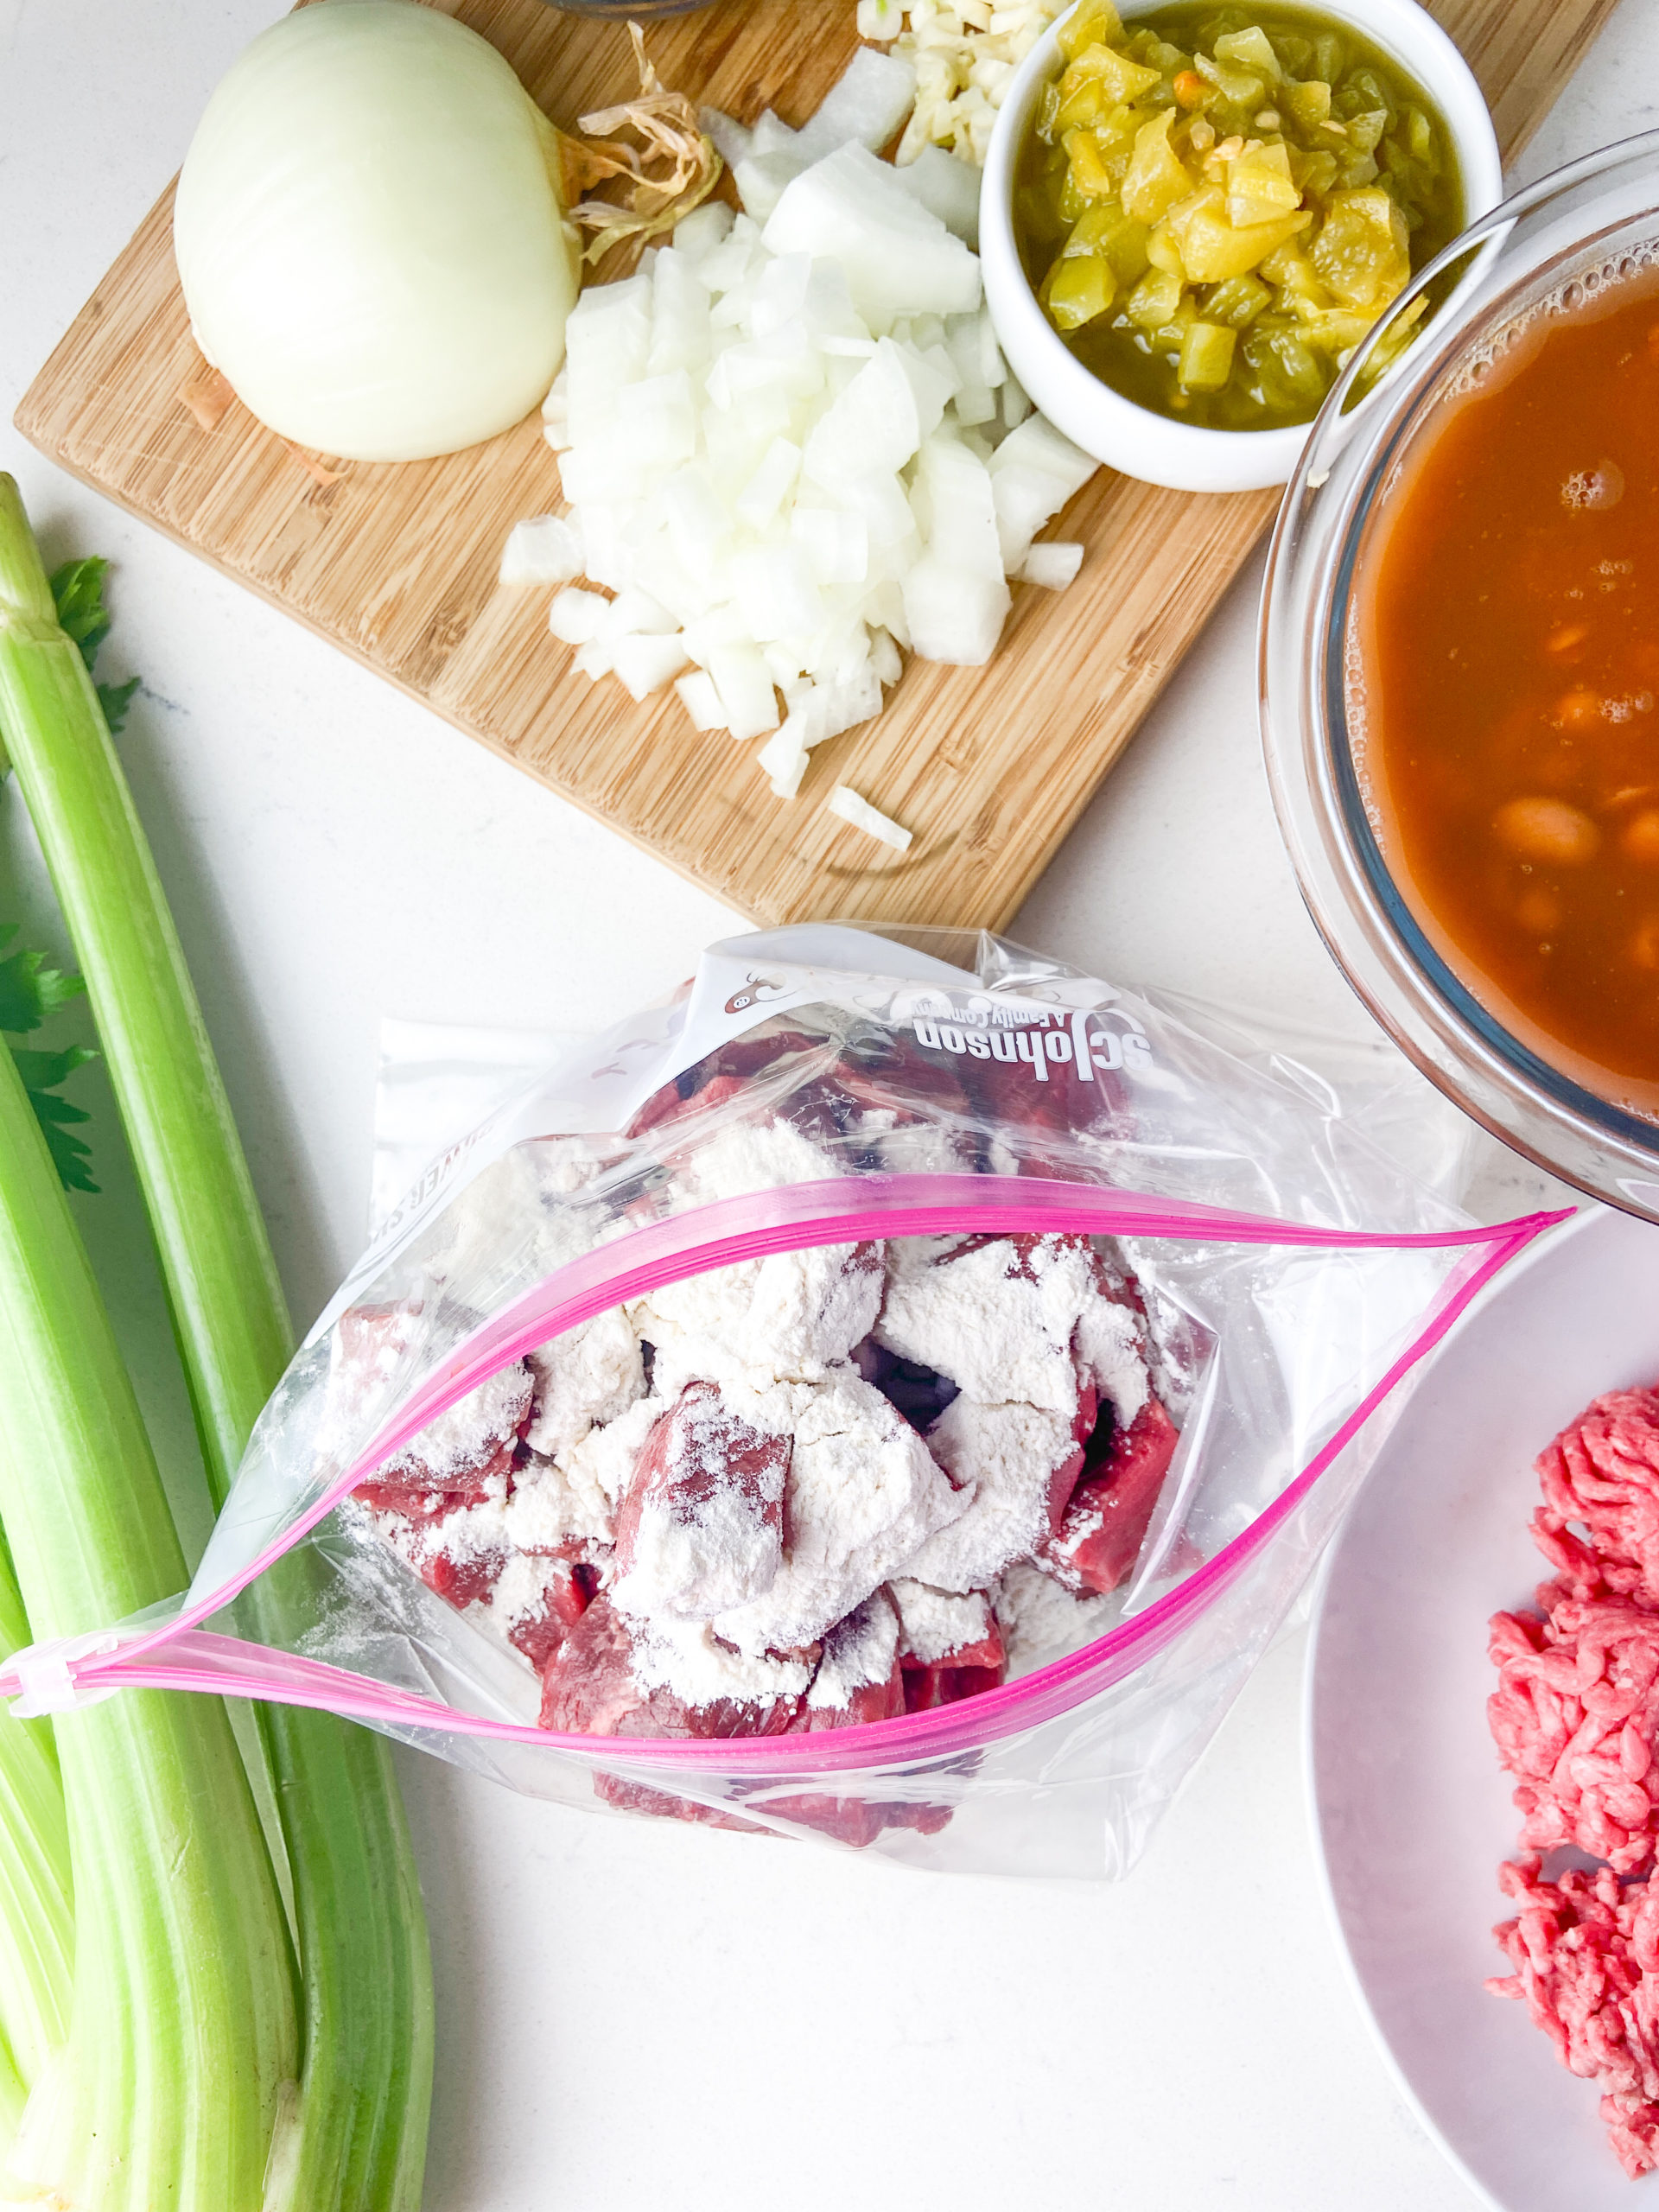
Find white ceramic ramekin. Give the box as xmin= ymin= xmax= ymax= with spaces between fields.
xmin=979 ymin=0 xmax=1503 ymax=493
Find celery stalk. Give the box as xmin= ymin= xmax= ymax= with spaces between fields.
xmin=0 ymin=1034 xmax=298 ymax=2209
xmin=0 ymin=1535 xmax=72 ymax=2119
xmin=0 ymin=475 xmax=433 ymax=2211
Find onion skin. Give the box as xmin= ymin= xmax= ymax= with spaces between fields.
xmin=174 ymin=0 xmax=581 ymax=462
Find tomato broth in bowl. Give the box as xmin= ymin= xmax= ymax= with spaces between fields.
xmin=1352 ymin=245 xmax=1659 ymax=1116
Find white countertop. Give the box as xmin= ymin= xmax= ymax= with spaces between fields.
xmin=3 ymin=5 xmax=1656 ymax=2206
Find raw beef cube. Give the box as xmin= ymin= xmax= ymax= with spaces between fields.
xmin=902 ymin=1390 xmax=1092 ymax=1592
xmin=542 ymin=1602 xmax=798 ymax=1831
xmin=901 ymin=1660 xmax=1005 ymax=1712
xmin=541 ymin=1599 xmax=810 ymax=1742
xmin=798 ymin=1591 xmax=906 ymax=1730
xmin=636 ymin=1237 xmax=884 ymax=1395
xmin=876 ymin=1232 xmax=1120 ymax=1414
xmin=633 ymin=1119 xmax=886 ymax=1391
xmin=365 ymin=1484 xmax=513 ymax=1615
xmin=625 ymin=1026 xmax=819 ymax=1138
xmin=626 ymin=1613 xmax=810 ymax=1740
xmin=539 ymin=1596 xmax=648 ymax=1736
xmin=418 ymin=1545 xmax=505 ymax=1613
xmin=1036 ymin=1395 xmax=1179 ymax=1596
xmin=995 ymin=1560 xmax=1119 ymax=1675
xmin=890 ymin=1580 xmax=1005 ymax=1671
xmin=613 ymin=1381 xmax=790 ymax=1617
xmin=753 ymin=1792 xmax=893 ymax=1847
xmin=712 ymin=1370 xmax=969 ymax=1654
xmin=493 ymin=1554 xmax=593 ymax=1672
xmin=594 ymin=1771 xmax=770 ymax=1833
xmin=352 ymin=1478 xmax=467 ymax=1522
xmin=372 ymin=1361 xmax=532 ymax=1499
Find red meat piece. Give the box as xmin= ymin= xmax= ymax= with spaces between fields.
xmin=1489 ymin=1589 xmax=1659 ymax=1875
xmin=338 ymin=1306 xmax=502 ymax=1505
xmin=354 ymin=1444 xmax=516 ymax=1517
xmin=538 ymin=1597 xmax=803 ymax=1742
xmin=1533 ymin=1389 xmax=1659 ymax=1605
xmin=1489 ymin=1855 xmax=1659 ymax=2177
xmin=953 ymin=1023 xmax=1134 ymax=1173
xmin=594 ymin=1773 xmax=769 ymax=1833
xmin=340 ymin=1304 xmax=531 ymax=1501
xmin=895 ymin=1603 xmax=1006 ymax=1676
xmin=505 ymin=1558 xmax=592 ymax=1672
xmin=753 ymin=1786 xmax=955 ymax=1847
xmin=613 ymin=1382 xmax=790 ymax=1612
xmin=822 ymin=1035 xmax=971 ymax=1123
xmin=538 ymin=1597 xmax=648 ymax=1735
xmin=362 ymin=1485 xmax=511 ymax=1613
xmin=1035 ymin=1395 xmax=1179 ymax=1596
xmin=540 ymin=1597 xmax=801 ymax=1832
xmin=625 ymin=1027 xmax=819 ymax=1139
xmin=796 ymin=1598 xmax=907 ymax=1732
xmin=901 ymin=1661 xmax=1006 ymax=1713
xmin=417 ymin=1547 xmax=503 ymax=1612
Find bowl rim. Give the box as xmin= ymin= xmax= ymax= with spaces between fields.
xmin=978 ymin=0 xmax=1505 ymax=493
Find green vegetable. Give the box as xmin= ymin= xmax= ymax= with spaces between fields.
xmin=0 ymin=1020 xmax=298 ymax=2208
xmin=48 ymin=555 xmax=141 ymax=734
xmin=0 ymin=925 xmax=96 ymax=1192
xmin=0 ymin=475 xmax=433 ymax=2209
xmin=0 ymin=1533 xmax=73 ymax=2144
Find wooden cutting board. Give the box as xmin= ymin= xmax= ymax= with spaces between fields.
xmin=14 ymin=0 xmax=1618 ymax=931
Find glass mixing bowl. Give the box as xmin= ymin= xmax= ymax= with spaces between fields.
xmin=1261 ymin=130 xmax=1659 ymax=1223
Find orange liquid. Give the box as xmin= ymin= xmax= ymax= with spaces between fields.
xmin=1360 ymin=261 xmax=1659 ymax=1111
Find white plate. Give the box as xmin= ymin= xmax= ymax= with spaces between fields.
xmin=1306 ymin=1203 xmax=1659 ymax=2212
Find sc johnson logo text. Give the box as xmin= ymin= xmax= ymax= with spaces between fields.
xmin=911 ymin=1008 xmax=1154 ymax=1084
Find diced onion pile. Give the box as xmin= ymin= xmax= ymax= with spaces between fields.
xmin=501 ymin=34 xmax=1096 ymax=843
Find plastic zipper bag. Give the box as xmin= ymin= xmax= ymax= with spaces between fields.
xmin=3 ymin=925 xmax=1566 ymax=1877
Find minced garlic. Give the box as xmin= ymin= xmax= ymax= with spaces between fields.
xmin=857 ymin=0 xmax=1065 ymax=169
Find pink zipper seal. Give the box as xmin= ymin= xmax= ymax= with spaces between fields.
xmin=0 ymin=1176 xmax=1573 ymax=1767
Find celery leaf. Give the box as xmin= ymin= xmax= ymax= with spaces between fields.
xmin=0 ymin=925 xmax=97 ymax=1192
xmin=96 ymin=677 xmax=140 ymax=734
xmin=47 ymin=560 xmax=137 ymax=734
xmin=48 ymin=557 xmax=114 ymax=670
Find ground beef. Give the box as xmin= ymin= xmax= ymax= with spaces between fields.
xmin=1489 ymin=1856 xmax=1659 ymax=2178
xmin=1489 ymin=1592 xmax=1659 ymax=1874
xmin=1488 ymin=1385 xmax=1659 ymax=2172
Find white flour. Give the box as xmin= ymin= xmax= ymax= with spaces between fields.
xmin=889 ymin=1579 xmax=995 ymax=1665
xmin=629 ymin=1613 xmax=814 ymax=1711
xmin=501 ymin=1448 xmax=616 ymax=1552
xmin=635 ymin=1240 xmax=883 ymax=1396
xmin=876 ymin=1235 xmax=1116 ymax=1413
xmin=381 ymin=1361 xmax=531 ymax=1486
xmin=553 ymin=1395 xmax=663 ymax=1511
xmin=806 ymin=1589 xmax=901 ymax=1710
xmin=356 ymin=1119 xmax=1173 ymax=1730
xmin=611 ymin=1385 xmax=788 ymax=1619
xmin=524 ymin=1306 xmax=645 ymax=1457
xmin=899 ymin=1393 xmax=1080 ymax=1591
xmin=712 ymin=1369 xmax=968 ymax=1655
xmin=994 ymin=1560 xmax=1120 ymax=1677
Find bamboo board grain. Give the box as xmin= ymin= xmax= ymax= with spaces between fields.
xmin=15 ymin=0 xmax=1619 ymax=931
